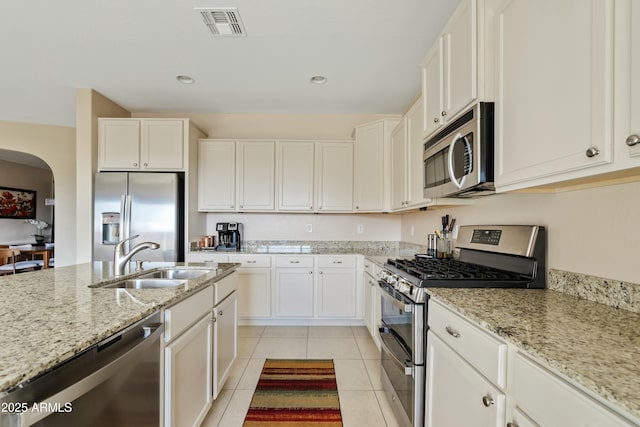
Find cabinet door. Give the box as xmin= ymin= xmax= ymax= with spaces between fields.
xmin=277 ymin=141 xmax=315 ymax=211
xmin=443 ymin=0 xmax=477 ymax=118
xmin=422 ymin=40 xmax=444 ymax=138
xmin=141 ymin=120 xmax=184 ymax=170
xmin=315 ymin=142 xmax=353 ymax=212
xmin=213 ymin=293 xmax=237 ymax=399
xmin=198 ymin=140 xmax=236 ymax=211
xmin=627 ymin=1 xmax=640 ymax=158
xmin=98 ymin=119 xmax=141 ymax=170
xmin=274 ymin=268 xmax=314 ymax=317
xmin=164 ymin=315 xmax=212 ymax=427
xmin=406 ymin=97 xmax=429 ymax=207
xmin=363 ymin=272 xmax=376 ymax=335
xmin=495 ymin=0 xmax=614 ymax=188
xmin=237 ymin=141 xmax=276 ymax=210
xmin=426 ymin=332 xmax=505 ymax=427
xmin=353 ymin=121 xmax=385 ymax=212
xmin=317 ymin=269 xmax=357 ymax=318
xmin=236 ymin=267 xmax=271 ymax=318
xmin=390 ymin=118 xmax=408 ymax=210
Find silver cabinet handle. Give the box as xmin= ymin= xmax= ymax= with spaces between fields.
xmin=441 ymin=110 xmax=447 ymax=116
xmin=218 ymin=310 xmax=223 ymax=315
xmin=309 ymin=271 xmax=313 ymax=274
xmin=230 ymin=205 xmax=234 ymax=208
xmin=246 ymin=260 xmax=257 ymax=264
xmin=482 ymin=395 xmax=494 ymax=407
xmin=240 ymin=205 xmax=244 ymax=208
xmin=290 ymin=260 xmax=300 ymax=264
xmin=144 ymin=163 xmax=148 ymax=167
xmin=433 ymin=117 xmax=439 ymax=123
xmin=445 ymin=326 xmax=461 ymax=338
xmin=355 ymin=206 xmax=359 ymax=209
xmin=586 ymin=146 xmax=600 ymax=157
xmin=133 ymin=162 xmax=138 ymax=167
xmin=507 ymin=422 xmax=519 ymax=427
xmin=319 ymin=271 xmax=323 ymax=275
xmin=332 ymin=261 xmax=343 ymax=264
xmin=212 ymin=316 xmax=217 ymax=323
xmin=310 ymin=206 xmax=313 ymax=210
xmin=626 ymin=134 xmax=640 ymax=147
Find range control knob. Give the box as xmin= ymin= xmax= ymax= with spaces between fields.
xmin=397 ymin=280 xmax=410 ymax=294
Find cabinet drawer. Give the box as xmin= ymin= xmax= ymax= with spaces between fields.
xmin=229 ymin=255 xmax=271 ymax=268
xmin=275 ymin=255 xmax=314 ymax=268
xmin=214 ymin=272 xmax=238 ymax=306
xmin=164 ymin=286 xmax=213 ymax=343
xmin=512 ymin=352 xmax=635 ymax=427
xmin=317 ymin=255 xmax=356 ymax=268
xmin=186 ymin=253 xmax=229 ymax=263
xmin=428 ymin=299 xmax=507 ymax=388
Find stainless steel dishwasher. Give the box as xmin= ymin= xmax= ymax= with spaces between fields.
xmin=0 ymin=312 xmax=163 ymax=427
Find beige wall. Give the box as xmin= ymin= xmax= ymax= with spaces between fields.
xmin=205 ymin=213 xmax=401 ymax=242
xmin=0 ymin=159 xmax=54 ymax=243
xmin=400 ymin=181 xmax=640 ymax=284
xmin=75 ymin=89 xmax=130 ymax=263
xmin=0 ymin=121 xmax=76 ymax=265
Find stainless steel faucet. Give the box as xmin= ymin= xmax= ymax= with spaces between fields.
xmin=114 ymin=235 xmax=160 ymax=276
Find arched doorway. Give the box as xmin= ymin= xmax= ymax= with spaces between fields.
xmin=0 ymin=149 xmax=55 ymax=245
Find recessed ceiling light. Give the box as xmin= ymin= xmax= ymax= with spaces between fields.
xmin=310 ymin=75 xmax=327 ymax=85
xmin=176 ymin=75 xmax=195 ymax=84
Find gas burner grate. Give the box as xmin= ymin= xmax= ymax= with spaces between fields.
xmin=387 ymin=257 xmax=525 ymax=282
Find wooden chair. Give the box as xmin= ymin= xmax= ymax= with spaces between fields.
xmin=0 ymin=249 xmax=41 ymax=275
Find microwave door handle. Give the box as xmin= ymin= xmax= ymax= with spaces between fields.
xmin=448 ymin=133 xmax=470 ymax=189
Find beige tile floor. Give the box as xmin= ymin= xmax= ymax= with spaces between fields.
xmin=201 ymin=325 xmax=402 ymax=427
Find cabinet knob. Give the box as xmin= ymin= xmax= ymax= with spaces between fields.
xmin=585 ymin=146 xmax=600 ymax=158
xmin=626 ymin=134 xmax=640 ymax=147
xmin=218 ymin=310 xmax=223 ymax=315
xmin=441 ymin=110 xmax=447 ymax=117
xmin=355 ymin=206 xmax=359 ymax=210
xmin=309 ymin=271 xmax=313 ymax=274
xmin=144 ymin=163 xmax=148 ymax=167
xmin=230 ymin=205 xmax=234 ymax=208
xmin=240 ymin=205 xmax=243 ymax=209
xmin=482 ymin=395 xmax=495 ymax=407
xmin=507 ymin=423 xmax=519 ymax=427
xmin=310 ymin=206 xmax=313 ymax=210
xmin=319 ymin=206 xmax=323 ymax=210
xmin=211 ymin=316 xmax=217 ymax=323
xmin=319 ymin=271 xmax=323 ymax=275
xmin=133 ymin=163 xmax=138 ymax=167
xmin=433 ymin=117 xmax=439 ymax=123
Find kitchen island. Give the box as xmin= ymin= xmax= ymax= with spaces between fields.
xmin=0 ymin=262 xmax=238 ymax=395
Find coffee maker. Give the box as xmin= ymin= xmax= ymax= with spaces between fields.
xmin=215 ymin=222 xmax=242 ymax=252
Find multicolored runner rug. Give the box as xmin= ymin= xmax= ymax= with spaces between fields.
xmin=243 ymin=359 xmax=343 ymax=427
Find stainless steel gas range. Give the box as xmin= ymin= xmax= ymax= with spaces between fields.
xmin=378 ymin=225 xmax=546 ymax=427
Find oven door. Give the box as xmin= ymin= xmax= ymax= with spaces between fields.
xmin=379 ymin=282 xmax=424 ymax=364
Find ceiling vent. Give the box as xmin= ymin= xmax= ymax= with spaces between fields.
xmin=196 ymin=8 xmax=247 ymax=37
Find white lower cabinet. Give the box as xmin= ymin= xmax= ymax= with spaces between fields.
xmin=317 ymin=255 xmax=358 ymax=318
xmin=163 ymin=286 xmax=214 ymax=427
xmin=275 ymin=267 xmax=315 ymax=317
xmin=426 ymin=331 xmax=505 ymax=427
xmin=363 ymin=260 xmax=381 ymax=349
xmin=230 ymin=255 xmax=271 ymax=319
xmin=212 ymin=290 xmax=237 ymax=399
xmin=508 ymin=352 xmax=636 ymax=427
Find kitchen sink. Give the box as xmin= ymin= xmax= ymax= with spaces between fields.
xmin=101 ymin=278 xmax=187 ymax=289
xmin=137 ymin=269 xmax=212 ymax=280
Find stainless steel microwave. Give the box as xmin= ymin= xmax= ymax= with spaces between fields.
xmin=423 ymin=102 xmax=495 ymax=198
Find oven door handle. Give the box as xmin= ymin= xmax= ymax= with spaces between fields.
xmin=379 ymin=281 xmax=412 ymax=313
xmin=379 ymin=335 xmax=414 ymax=377
xmin=447 ymin=132 xmax=471 ymax=189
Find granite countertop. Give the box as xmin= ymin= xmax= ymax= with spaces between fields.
xmin=0 ymin=261 xmax=239 ymax=395
xmin=428 ymin=288 xmax=640 ymax=421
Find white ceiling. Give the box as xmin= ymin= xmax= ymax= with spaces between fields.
xmin=0 ymin=0 xmax=460 ymax=127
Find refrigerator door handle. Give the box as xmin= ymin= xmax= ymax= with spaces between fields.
xmin=121 ymin=195 xmax=131 ymax=252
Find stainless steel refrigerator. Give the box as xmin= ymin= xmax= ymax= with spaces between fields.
xmin=93 ymin=172 xmax=184 ymax=262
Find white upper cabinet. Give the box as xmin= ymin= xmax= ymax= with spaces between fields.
xmin=406 ymin=97 xmax=428 ymax=208
xmin=315 ymin=141 xmax=354 ymax=212
xmin=198 ymin=140 xmax=236 ymax=211
xmin=621 ymin=0 xmax=640 ymax=160
xmin=390 ymin=118 xmax=408 ymax=210
xmin=98 ymin=119 xmax=185 ymax=171
xmin=277 ymin=141 xmax=315 ymax=211
xmin=494 ymin=0 xmax=615 ymax=190
xmin=423 ymin=0 xmax=478 ymax=139
xmin=353 ymin=119 xmax=399 ymax=212
xmin=237 ymin=141 xmax=276 ymax=211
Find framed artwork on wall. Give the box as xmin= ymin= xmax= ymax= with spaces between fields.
xmin=0 ymin=187 xmax=36 ymax=219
